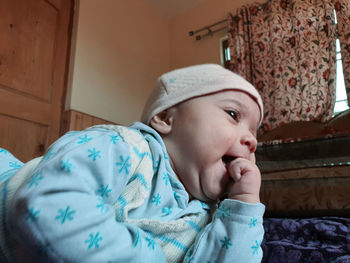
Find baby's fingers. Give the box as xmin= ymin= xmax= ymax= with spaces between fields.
xmin=226 ymin=158 xmax=261 ymax=203
xmin=227 ymin=161 xmax=243 ymax=182
xmin=227 ymin=158 xmax=254 ymax=181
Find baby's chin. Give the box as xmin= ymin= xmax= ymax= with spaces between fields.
xmin=206 ymin=178 xmax=231 ymax=202
xmin=199 ymin=189 xmax=226 ymax=203
xmin=189 ymin=191 xmax=215 ymax=203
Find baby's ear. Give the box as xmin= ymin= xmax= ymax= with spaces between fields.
xmin=150 ymin=109 xmax=175 ymax=135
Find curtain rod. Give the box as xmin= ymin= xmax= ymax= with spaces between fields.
xmin=189 ymin=1 xmax=269 ymax=41
xmin=188 ymin=14 xmax=239 ymax=41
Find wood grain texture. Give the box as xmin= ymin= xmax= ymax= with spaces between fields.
xmin=0 ymin=114 xmax=48 ymax=161
xmin=0 ymin=0 xmax=73 ymax=162
xmin=261 ymin=166 xmax=350 ymax=216
xmin=61 ymin=109 xmax=116 ymax=133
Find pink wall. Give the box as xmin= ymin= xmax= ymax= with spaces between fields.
xmin=68 ymin=0 xmax=265 ymax=124
xmin=68 ymin=0 xmax=170 ymax=125
xmin=169 ymin=0 xmax=265 ymax=69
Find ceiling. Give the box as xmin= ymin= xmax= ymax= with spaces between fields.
xmin=147 ymin=0 xmax=208 ymax=19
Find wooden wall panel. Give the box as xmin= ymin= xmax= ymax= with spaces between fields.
xmin=61 ymin=110 xmax=116 ymax=133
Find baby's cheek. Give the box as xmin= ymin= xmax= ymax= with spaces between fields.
xmin=206 ymin=175 xmax=227 ymax=198
xmin=250 ymin=153 xmax=256 ymax=163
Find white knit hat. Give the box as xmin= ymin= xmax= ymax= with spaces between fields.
xmin=141 ymin=64 xmax=263 ymax=125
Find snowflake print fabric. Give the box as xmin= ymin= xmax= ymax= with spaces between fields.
xmin=2 ymin=122 xmax=265 ymax=263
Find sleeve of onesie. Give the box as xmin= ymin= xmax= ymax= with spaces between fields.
xmin=184 ymin=199 xmax=265 ymax=263
xmin=0 ymin=147 xmax=23 ymax=182
xmin=8 ymin=128 xmax=166 ymax=263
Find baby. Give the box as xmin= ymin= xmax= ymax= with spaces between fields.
xmin=0 ymin=64 xmax=265 ymax=262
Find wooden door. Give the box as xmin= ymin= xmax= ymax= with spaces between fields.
xmin=0 ymin=0 xmax=73 ymax=162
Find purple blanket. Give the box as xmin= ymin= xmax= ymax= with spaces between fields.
xmin=262 ymin=217 xmax=350 ymax=263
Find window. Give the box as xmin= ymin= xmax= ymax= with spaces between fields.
xmin=334 ymin=39 xmax=349 ymax=114
xmin=333 ymin=10 xmax=349 ymax=114
xmin=220 ymin=36 xmax=231 ymax=69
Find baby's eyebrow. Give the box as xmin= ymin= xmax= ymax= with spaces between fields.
xmin=220 ymin=98 xmax=247 ymax=111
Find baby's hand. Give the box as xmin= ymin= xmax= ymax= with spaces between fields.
xmin=226 ymin=157 xmax=261 ymax=204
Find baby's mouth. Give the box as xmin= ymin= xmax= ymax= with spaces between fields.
xmin=222 ymin=155 xmax=236 ymax=165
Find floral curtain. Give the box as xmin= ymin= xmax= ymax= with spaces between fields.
xmin=334 ymin=0 xmax=350 ymax=107
xmin=228 ymin=0 xmax=338 ymax=134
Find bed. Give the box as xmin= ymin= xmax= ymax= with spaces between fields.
xmin=1 ymin=111 xmax=350 ymax=262
xmin=257 ymin=110 xmax=350 ymax=262
xmin=262 ymin=216 xmax=350 ymax=262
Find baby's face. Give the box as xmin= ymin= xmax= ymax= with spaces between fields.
xmin=160 ymin=90 xmax=260 ymax=202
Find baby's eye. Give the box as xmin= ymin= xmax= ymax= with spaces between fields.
xmin=225 ymin=110 xmax=240 ymax=122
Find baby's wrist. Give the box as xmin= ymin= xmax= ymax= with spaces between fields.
xmin=227 ymin=193 xmax=260 ymax=204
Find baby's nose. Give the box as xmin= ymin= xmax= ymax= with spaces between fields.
xmin=241 ymin=133 xmax=257 ymax=153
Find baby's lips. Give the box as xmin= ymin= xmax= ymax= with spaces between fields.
xmin=221 ymin=155 xmax=237 ymax=164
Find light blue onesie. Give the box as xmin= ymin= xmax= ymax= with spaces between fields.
xmin=0 ymin=122 xmax=264 ymax=262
